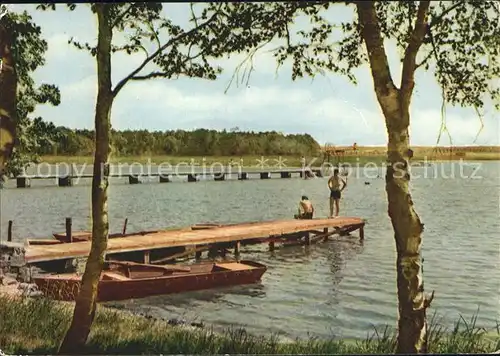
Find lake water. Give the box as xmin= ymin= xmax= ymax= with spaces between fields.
xmin=1 ymin=161 xmax=499 ymax=340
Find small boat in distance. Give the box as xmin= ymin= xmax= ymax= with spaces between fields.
xmin=32 ymin=260 xmax=267 ymax=302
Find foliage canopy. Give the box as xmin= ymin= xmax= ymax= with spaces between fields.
xmin=2 ymin=10 xmax=60 ymax=177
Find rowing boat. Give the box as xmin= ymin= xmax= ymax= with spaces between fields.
xmin=32 ymin=260 xmax=267 ymax=302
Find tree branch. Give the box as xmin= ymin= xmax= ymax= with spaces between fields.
xmin=145 ymin=20 xmax=161 ymax=50
xmin=435 ymin=86 xmax=453 ymax=147
xmin=427 ymin=21 xmax=441 ymax=68
xmin=112 ymin=44 xmax=149 ymax=59
xmin=415 ymin=47 xmax=432 ymax=69
xmin=130 ymin=72 xmax=166 ymax=81
xmin=127 ymin=36 xmax=213 ymax=82
xmin=472 ymin=105 xmax=485 ymax=144
xmin=407 ymin=2 xmax=414 ymax=37
xmin=416 ymin=1 xmax=466 ymax=69
xmin=224 ymin=38 xmax=273 ymax=94
xmin=111 ymin=4 xmax=134 ymax=29
xmin=400 ymin=0 xmax=431 ymax=102
xmin=136 ymin=44 xmax=149 ymax=59
xmin=111 ymin=7 xmax=221 ymax=98
xmin=427 ymin=28 xmax=454 ymax=148
xmin=355 ymin=1 xmax=396 ymax=97
xmin=190 ymin=3 xmax=199 ymax=28
xmin=428 ymin=1 xmax=464 ymax=29
xmin=285 ymin=21 xmax=291 ymax=47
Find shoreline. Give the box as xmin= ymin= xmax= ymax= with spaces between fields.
xmin=0 ymin=289 xmax=498 ymax=354
xmin=37 ymin=153 xmax=500 ymax=166
xmin=7 ymin=156 xmax=495 ymax=181
xmin=1 ymin=272 xmax=499 ymax=354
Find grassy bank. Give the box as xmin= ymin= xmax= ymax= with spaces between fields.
xmin=0 ymin=295 xmax=498 ymax=354
xmin=38 ymin=151 xmax=499 ymax=167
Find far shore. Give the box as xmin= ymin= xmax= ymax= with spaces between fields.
xmin=37 ymin=150 xmax=500 ymax=167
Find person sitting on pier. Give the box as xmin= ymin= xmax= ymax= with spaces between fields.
xmin=328 ymin=168 xmax=347 ymax=218
xmin=294 ymin=195 xmax=314 ymax=219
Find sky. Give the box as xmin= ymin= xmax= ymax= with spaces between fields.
xmin=10 ymin=3 xmax=499 ymax=146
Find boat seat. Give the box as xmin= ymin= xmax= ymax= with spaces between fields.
xmin=102 ymin=271 xmax=130 ymax=281
xmin=215 ymin=262 xmax=253 ymax=271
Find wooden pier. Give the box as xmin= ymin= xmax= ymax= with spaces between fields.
xmin=11 ymin=169 xmax=324 ymax=188
xmin=3 ymin=218 xmax=365 ymax=270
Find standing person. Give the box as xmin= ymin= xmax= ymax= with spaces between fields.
xmin=294 ymin=195 xmax=314 ymax=219
xmin=328 ymin=168 xmax=347 ymax=218
xmin=300 ymin=155 xmax=307 ymax=179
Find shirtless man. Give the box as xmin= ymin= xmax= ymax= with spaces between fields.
xmin=328 ymin=168 xmax=347 ymax=218
xmin=294 ymin=195 xmax=314 ymax=219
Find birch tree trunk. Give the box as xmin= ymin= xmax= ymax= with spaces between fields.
xmin=0 ymin=17 xmax=17 ymax=177
xmin=58 ymin=4 xmax=113 ymax=354
xmin=356 ymin=1 xmax=432 ymax=353
xmin=385 ymin=101 xmax=428 ymax=354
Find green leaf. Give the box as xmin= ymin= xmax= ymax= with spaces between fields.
xmin=2 ymin=10 xmax=61 ymax=178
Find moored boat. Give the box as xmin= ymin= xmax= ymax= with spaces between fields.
xmin=33 ymin=260 xmax=267 ymax=302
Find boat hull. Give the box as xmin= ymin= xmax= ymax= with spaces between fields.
xmin=33 ymin=260 xmax=266 ymax=302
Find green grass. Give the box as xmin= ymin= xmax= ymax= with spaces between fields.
xmin=0 ymin=295 xmax=498 ymax=354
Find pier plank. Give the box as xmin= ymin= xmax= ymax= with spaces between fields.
xmin=24 ymin=218 xmax=365 ymax=263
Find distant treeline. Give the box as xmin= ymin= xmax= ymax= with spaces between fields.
xmin=34 ymin=122 xmax=321 ymax=157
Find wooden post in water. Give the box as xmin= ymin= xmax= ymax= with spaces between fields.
xmin=65 ymin=217 xmax=72 ymax=243
xmin=195 ymin=247 xmax=202 ymax=260
xmin=268 ymin=240 xmax=275 ymax=251
xmin=128 ymin=175 xmax=140 ymax=184
xmin=238 ymin=172 xmax=248 ymax=180
xmin=159 ymin=175 xmax=170 ymax=183
xmin=7 ymin=220 xmax=13 ymax=242
xmin=208 ymin=246 xmax=218 ymax=258
xmin=144 ymin=250 xmax=150 ymax=264
xmin=58 ymin=176 xmax=73 ymax=187
xmin=214 ymin=173 xmax=225 ymax=181
xmin=16 ymin=177 xmax=30 ymax=188
xmin=122 ymin=218 xmax=128 ymax=236
xmin=220 ymin=244 xmax=226 ymax=257
xmin=304 ymin=232 xmax=311 ymax=246
xmin=234 ymin=241 xmax=241 ymax=255
xmin=323 ymin=227 xmax=329 ymax=242
xmin=359 ymin=225 xmax=364 ymax=241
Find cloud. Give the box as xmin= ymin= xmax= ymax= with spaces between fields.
xmin=108 ymin=80 xmax=386 ymax=145
xmin=45 ymin=33 xmax=73 ymax=62
xmin=20 ymin=4 xmax=498 ymax=147
xmin=411 ymin=109 xmax=499 ymax=146
xmin=35 ymin=68 xmax=498 ymax=147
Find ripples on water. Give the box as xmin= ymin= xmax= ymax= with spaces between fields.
xmin=1 ymin=161 xmax=499 ymax=339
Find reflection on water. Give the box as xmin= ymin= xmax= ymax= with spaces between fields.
xmin=327 ymin=237 xmax=364 ymax=286
xmin=107 ymin=236 xmax=366 ymax=338
xmin=0 ymin=161 xmax=499 ymax=339
xmin=108 ymin=283 xmax=268 ymax=310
